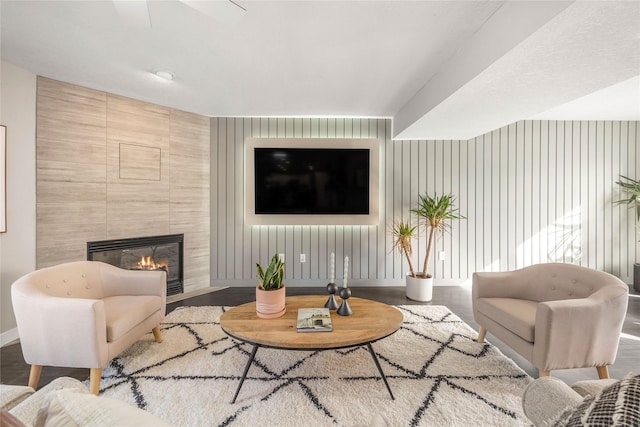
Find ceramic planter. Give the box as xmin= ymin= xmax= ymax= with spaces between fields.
xmin=255 ymin=285 xmax=286 ymax=319
xmin=406 ymin=273 xmax=433 ymax=302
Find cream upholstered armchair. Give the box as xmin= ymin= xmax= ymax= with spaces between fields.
xmin=472 ymin=263 xmax=628 ymax=379
xmin=11 ymin=261 xmax=166 ymax=395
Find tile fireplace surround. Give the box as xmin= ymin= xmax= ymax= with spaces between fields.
xmin=35 ymin=77 xmax=210 ymax=297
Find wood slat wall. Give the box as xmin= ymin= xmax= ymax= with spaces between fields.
xmin=210 ymin=118 xmax=638 ymax=286
xmin=36 ymin=77 xmax=210 ymax=292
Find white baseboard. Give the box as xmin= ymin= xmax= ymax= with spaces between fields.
xmin=1 ymin=327 xmax=19 ymax=348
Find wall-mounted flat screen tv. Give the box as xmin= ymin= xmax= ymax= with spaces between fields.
xmin=255 ymin=148 xmax=369 ymax=215
xmin=245 ymin=138 xmax=379 ymax=225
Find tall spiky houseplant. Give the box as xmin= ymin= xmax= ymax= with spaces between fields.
xmin=395 ymin=193 xmax=464 ymax=302
xmin=411 ymin=193 xmax=465 ymax=279
xmin=391 ymin=220 xmax=417 ymax=278
xmin=614 ymin=175 xmax=640 ymax=291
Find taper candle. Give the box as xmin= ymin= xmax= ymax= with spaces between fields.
xmin=343 ymin=256 xmax=349 ymax=287
xmin=330 ymin=252 xmax=335 ymax=283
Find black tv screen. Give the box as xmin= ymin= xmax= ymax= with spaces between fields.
xmin=254 ymin=148 xmax=370 ymax=215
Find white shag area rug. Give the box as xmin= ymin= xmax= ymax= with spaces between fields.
xmin=97 ymin=305 xmax=533 ymax=426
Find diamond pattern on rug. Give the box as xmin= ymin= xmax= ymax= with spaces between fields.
xmin=97 ymin=305 xmax=532 ymax=426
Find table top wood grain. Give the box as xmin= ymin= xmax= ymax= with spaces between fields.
xmin=220 ymin=295 xmax=403 ymax=349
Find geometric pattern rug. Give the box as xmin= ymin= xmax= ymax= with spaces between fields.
xmin=96 ymin=305 xmax=533 ymax=426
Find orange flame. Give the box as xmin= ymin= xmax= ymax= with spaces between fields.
xmin=136 ymin=256 xmax=169 ymax=274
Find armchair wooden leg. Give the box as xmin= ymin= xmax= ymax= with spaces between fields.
xmin=477 ymin=326 xmax=487 ymax=343
xmin=28 ymin=365 xmax=43 ymax=390
xmin=596 ymin=366 xmax=609 ymax=379
xmin=152 ymin=326 xmax=163 ymax=343
xmin=539 ymin=370 xmax=551 ymax=377
xmin=89 ymin=368 xmax=102 ymax=395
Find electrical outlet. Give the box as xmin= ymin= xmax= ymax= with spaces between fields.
xmin=278 ymin=253 xmax=285 ymax=262
xmin=300 ymin=253 xmax=306 ymax=263
xmin=438 ymin=251 xmax=445 ymax=261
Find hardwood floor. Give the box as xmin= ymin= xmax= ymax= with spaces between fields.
xmin=2 ymin=285 xmax=638 ymax=389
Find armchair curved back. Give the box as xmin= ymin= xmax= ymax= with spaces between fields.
xmin=473 ymin=263 xmax=628 ymax=303
xmin=524 ymin=263 xmax=627 ymax=302
xmin=12 ymin=261 xmax=107 ymax=300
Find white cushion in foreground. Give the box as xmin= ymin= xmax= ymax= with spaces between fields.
xmin=38 ymin=389 xmax=172 ymax=427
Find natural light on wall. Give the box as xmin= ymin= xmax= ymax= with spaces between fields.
xmin=545 ymin=207 xmax=583 ymax=264
xmin=484 ymin=207 xmax=583 ymax=273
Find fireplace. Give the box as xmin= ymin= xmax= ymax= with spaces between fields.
xmin=87 ymin=234 xmax=184 ymax=296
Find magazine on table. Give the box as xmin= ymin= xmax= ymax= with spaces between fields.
xmin=296 ymin=308 xmax=333 ymax=332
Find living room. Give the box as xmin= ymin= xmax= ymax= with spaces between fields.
xmin=1 ymin=1 xmax=639 ymax=426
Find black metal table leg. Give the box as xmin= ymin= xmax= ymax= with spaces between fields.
xmin=366 ymin=342 xmax=395 ymax=400
xmin=231 ymin=344 xmax=259 ymax=403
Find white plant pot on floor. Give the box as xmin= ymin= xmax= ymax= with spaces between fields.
xmin=406 ymin=273 xmax=433 ymax=302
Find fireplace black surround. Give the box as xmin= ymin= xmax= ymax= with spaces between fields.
xmin=87 ymin=234 xmax=184 ymax=296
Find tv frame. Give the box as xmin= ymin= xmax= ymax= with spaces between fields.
xmin=245 ymin=138 xmax=380 ymax=226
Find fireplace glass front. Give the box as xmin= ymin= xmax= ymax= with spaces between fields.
xmin=87 ymin=234 xmax=183 ymax=296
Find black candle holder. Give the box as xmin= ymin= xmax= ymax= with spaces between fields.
xmin=324 ymin=282 xmax=339 ymax=310
xmin=337 ymin=287 xmax=352 ymax=316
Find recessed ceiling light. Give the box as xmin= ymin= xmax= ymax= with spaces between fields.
xmin=154 ymin=71 xmax=174 ymax=81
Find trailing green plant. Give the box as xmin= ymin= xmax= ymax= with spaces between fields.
xmin=614 ymin=175 xmax=640 ymax=221
xmin=391 ymin=219 xmax=417 ymax=278
xmin=256 ymin=253 xmax=285 ymax=290
xmin=614 ymin=175 xmax=640 ymax=247
xmin=411 ymin=193 xmax=465 ymax=279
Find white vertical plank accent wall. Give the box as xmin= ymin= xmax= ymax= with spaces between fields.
xmin=36 ymin=77 xmax=210 ymax=293
xmin=211 ymin=118 xmax=638 ymax=286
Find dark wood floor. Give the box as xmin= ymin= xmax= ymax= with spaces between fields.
xmin=2 ymin=285 xmax=638 ymax=389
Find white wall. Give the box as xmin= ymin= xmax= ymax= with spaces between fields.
xmin=0 ymin=61 xmax=37 ymax=343
xmin=211 ymin=117 xmax=638 ymax=286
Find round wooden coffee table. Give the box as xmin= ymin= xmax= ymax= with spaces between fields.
xmin=220 ymin=295 xmax=403 ymax=403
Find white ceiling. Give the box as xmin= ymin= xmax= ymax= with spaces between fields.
xmin=1 ymin=0 xmax=639 ymax=140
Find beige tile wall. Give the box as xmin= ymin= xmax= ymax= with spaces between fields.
xmin=36 ymin=77 xmax=210 ymax=293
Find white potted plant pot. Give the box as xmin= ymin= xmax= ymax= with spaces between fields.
xmin=406 ymin=273 xmax=433 ymax=302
